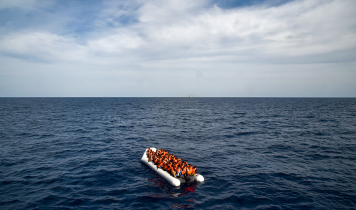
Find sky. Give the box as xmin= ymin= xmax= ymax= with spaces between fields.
xmin=0 ymin=0 xmax=355 ymax=97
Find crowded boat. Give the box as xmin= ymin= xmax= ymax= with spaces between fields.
xmin=146 ymin=148 xmax=197 ymax=178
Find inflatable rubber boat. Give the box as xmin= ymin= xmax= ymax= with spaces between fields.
xmin=141 ymin=148 xmax=204 ymax=186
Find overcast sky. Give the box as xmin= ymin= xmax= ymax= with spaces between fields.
xmin=0 ymin=0 xmax=355 ymax=97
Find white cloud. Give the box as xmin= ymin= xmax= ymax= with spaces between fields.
xmin=132 ymin=0 xmax=356 ymax=61
xmin=0 ymin=32 xmax=86 ymax=62
xmin=1 ymin=0 xmax=355 ymax=63
xmin=88 ymin=30 xmax=143 ymax=53
xmin=1 ymin=0 xmax=356 ymax=96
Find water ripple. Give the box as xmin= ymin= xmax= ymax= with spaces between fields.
xmin=1 ymin=98 xmax=356 ymax=209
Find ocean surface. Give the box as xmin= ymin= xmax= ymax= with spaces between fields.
xmin=1 ymin=97 xmax=356 ymax=209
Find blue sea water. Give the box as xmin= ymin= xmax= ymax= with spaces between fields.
xmin=0 ymin=97 xmax=356 ymax=209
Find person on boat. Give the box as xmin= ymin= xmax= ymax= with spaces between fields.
xmin=146 ymin=148 xmax=197 ymax=177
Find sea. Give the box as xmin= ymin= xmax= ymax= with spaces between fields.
xmin=0 ymin=97 xmax=355 ymax=209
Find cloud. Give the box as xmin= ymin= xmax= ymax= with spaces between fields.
xmin=131 ymin=0 xmax=356 ymax=62
xmin=1 ymin=0 xmax=355 ymax=64
xmin=0 ymin=0 xmax=355 ymax=96
xmin=0 ymin=32 xmax=86 ymax=62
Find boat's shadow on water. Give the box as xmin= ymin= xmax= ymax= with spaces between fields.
xmin=141 ymin=157 xmax=204 ymax=208
xmin=146 ymin=172 xmax=204 ymax=209
xmin=146 ymin=170 xmax=204 ymax=199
